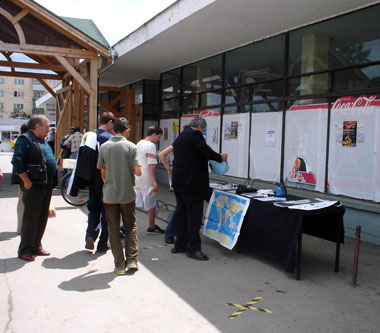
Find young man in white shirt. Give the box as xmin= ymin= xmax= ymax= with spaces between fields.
xmin=135 ymin=125 xmax=165 ymax=234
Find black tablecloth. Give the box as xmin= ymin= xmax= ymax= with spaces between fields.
xmin=236 ymin=196 xmax=345 ymax=273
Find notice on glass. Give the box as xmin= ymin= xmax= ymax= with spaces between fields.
xmin=342 ymin=120 xmax=357 ymax=147
xmin=265 ymin=128 xmax=276 ymax=147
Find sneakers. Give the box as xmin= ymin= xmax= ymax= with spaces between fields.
xmin=147 ymin=225 xmax=165 ymax=234
xmin=85 ymin=237 xmax=95 ymax=250
xmin=126 ymin=259 xmax=139 ymax=271
xmin=114 ymin=265 xmax=126 ymax=275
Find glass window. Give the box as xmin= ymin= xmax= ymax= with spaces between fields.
xmin=131 ymin=82 xmax=143 ymax=104
xmin=199 ymin=91 xmax=222 ymax=107
xmin=0 ymin=77 xmax=4 ymax=84
xmin=162 ymin=69 xmax=181 ymax=99
xmin=225 ymin=86 xmax=250 ymax=104
xmin=224 ymin=104 xmax=250 ymax=114
xmin=287 ymin=74 xmax=328 ymax=97
xmin=225 ymin=35 xmax=284 ymax=86
xmin=182 ymin=95 xmax=198 ymax=109
xmin=144 ymin=80 xmax=160 ymax=104
xmin=0 ymin=103 xmax=3 ymax=109
xmin=0 ymin=90 xmax=3 ymax=97
xmin=252 ymin=102 xmax=284 ymax=113
xmin=333 ymin=64 xmax=380 ymax=92
xmin=289 ymin=5 xmax=380 ymax=75
xmin=162 ymin=98 xmax=180 ymax=112
xmin=252 ymin=80 xmax=284 ymax=101
xmin=183 ymin=55 xmax=222 ymax=94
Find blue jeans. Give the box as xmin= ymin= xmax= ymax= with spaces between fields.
xmin=165 ymin=192 xmax=179 ymax=240
xmin=85 ymin=186 xmax=108 ymax=250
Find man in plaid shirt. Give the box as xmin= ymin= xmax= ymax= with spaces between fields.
xmin=64 ymin=127 xmax=83 ymax=159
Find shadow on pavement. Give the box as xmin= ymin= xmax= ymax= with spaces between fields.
xmin=0 ymin=231 xmax=19 ymax=241
xmin=58 ymin=270 xmax=116 ymax=292
xmin=0 ymin=257 xmax=28 ymax=273
xmin=42 ymin=250 xmax=105 ymax=270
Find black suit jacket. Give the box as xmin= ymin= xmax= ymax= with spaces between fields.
xmin=172 ymin=127 xmax=222 ymax=199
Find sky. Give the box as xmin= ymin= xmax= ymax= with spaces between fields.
xmin=34 ymin=0 xmax=177 ymax=46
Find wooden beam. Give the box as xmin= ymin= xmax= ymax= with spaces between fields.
xmin=0 ymin=60 xmax=65 ymax=71
xmin=12 ymin=8 xmax=30 ymax=24
xmin=0 ymin=71 xmax=62 ymax=80
xmin=37 ymin=79 xmax=57 ymax=99
xmin=55 ymin=55 xmax=96 ymax=98
xmin=12 ymin=0 xmax=110 ymax=57
xmin=88 ymin=59 xmax=98 ymax=130
xmin=0 ymin=8 xmax=26 ymax=44
xmin=0 ymin=43 xmax=98 ymax=59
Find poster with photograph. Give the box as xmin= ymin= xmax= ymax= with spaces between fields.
xmin=250 ymin=112 xmax=282 ymax=182
xmin=284 ymin=103 xmax=328 ymax=192
xmin=222 ymin=113 xmax=250 ymax=178
xmin=342 ymin=121 xmax=357 ymax=147
xmin=159 ymin=118 xmax=179 ymax=150
xmin=328 ymin=95 xmax=380 ymax=201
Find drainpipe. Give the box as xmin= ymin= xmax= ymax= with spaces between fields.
xmin=97 ymin=48 xmax=118 ymax=125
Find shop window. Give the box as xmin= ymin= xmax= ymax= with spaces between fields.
xmin=288 ymin=5 xmax=380 ymax=76
xmin=252 ymin=80 xmax=284 ymax=101
xmin=199 ymin=91 xmax=222 ymax=107
xmin=182 ymin=95 xmax=198 ymax=110
xmin=162 ymin=98 xmax=180 ymax=112
xmin=225 ymin=35 xmax=284 ymax=86
xmin=183 ymin=55 xmax=222 ymax=94
xmin=283 ymin=99 xmax=329 ymax=192
xmin=252 ymin=101 xmax=284 ymax=113
xmin=131 ymin=82 xmax=143 ymax=104
xmin=333 ymin=64 xmax=380 ymax=92
xmin=225 ymin=86 xmax=250 ymax=104
xmin=328 ymin=94 xmax=380 ymax=201
xmin=162 ymin=69 xmax=181 ymax=99
xmin=287 ymin=74 xmax=328 ymax=97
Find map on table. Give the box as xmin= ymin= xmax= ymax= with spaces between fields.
xmin=203 ymin=190 xmax=250 ymax=249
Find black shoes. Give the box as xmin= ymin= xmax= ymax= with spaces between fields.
xmin=187 ymin=250 xmax=209 ymax=261
xmin=147 ymin=225 xmax=165 ymax=234
xmin=165 ymin=236 xmax=175 ymax=244
xmin=171 ymin=247 xmax=187 ymax=253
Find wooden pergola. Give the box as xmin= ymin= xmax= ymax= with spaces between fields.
xmin=0 ymin=0 xmax=136 ymax=161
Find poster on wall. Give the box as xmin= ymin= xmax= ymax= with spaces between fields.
xmin=328 ymin=95 xmax=380 ymax=201
xmin=222 ymin=113 xmax=250 ymax=178
xmin=284 ymin=104 xmax=328 ymax=193
xmin=250 ymin=112 xmax=282 ymax=182
xmin=159 ymin=118 xmax=179 ymax=150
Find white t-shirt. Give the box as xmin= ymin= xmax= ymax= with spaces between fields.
xmin=135 ymin=139 xmax=157 ymax=189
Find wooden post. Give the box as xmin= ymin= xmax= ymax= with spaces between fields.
xmin=352 ymin=225 xmax=361 ymax=286
xmin=88 ymin=59 xmax=98 ymax=130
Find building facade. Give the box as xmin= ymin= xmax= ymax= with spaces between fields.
xmin=100 ymin=1 xmax=380 ymax=244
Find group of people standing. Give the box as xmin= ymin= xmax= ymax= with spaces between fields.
xmin=10 ymin=112 xmax=227 ymax=275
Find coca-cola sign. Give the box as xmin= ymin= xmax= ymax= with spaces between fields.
xmin=332 ymin=95 xmax=378 ymax=109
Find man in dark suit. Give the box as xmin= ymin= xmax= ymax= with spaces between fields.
xmin=171 ymin=116 xmax=228 ymax=261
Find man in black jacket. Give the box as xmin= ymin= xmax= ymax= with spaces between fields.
xmin=171 ymin=116 xmax=227 ymax=261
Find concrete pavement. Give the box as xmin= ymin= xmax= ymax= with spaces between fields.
xmin=1 ymin=152 xmax=380 ymax=333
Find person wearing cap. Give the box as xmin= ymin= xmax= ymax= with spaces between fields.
xmin=64 ymin=127 xmax=83 ymax=159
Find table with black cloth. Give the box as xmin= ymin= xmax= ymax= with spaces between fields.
xmin=236 ymin=195 xmax=345 ymax=280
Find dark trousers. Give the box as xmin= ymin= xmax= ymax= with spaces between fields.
xmin=174 ymin=185 xmax=204 ymax=253
xmin=165 ymin=191 xmax=180 ymax=240
xmin=18 ymin=183 xmax=52 ymax=256
xmin=85 ymin=186 xmax=108 ymax=250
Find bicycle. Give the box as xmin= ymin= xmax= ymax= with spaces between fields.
xmin=60 ymin=170 xmax=89 ymax=206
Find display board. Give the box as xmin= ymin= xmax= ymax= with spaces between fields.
xmin=284 ymin=104 xmax=328 ymax=193
xmin=328 ymin=96 xmax=380 ymax=201
xmin=250 ymin=112 xmax=282 ymax=182
xmin=221 ymin=113 xmax=250 ymax=178
xmin=159 ymin=118 xmax=179 ymax=150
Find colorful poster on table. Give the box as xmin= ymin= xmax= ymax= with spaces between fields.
xmin=203 ymin=190 xmax=250 ymax=250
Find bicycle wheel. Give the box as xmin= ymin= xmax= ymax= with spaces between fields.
xmin=60 ymin=171 xmax=89 ymax=206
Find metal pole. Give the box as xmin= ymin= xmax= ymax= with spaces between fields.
xmin=352 ymin=225 xmax=361 ymax=286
